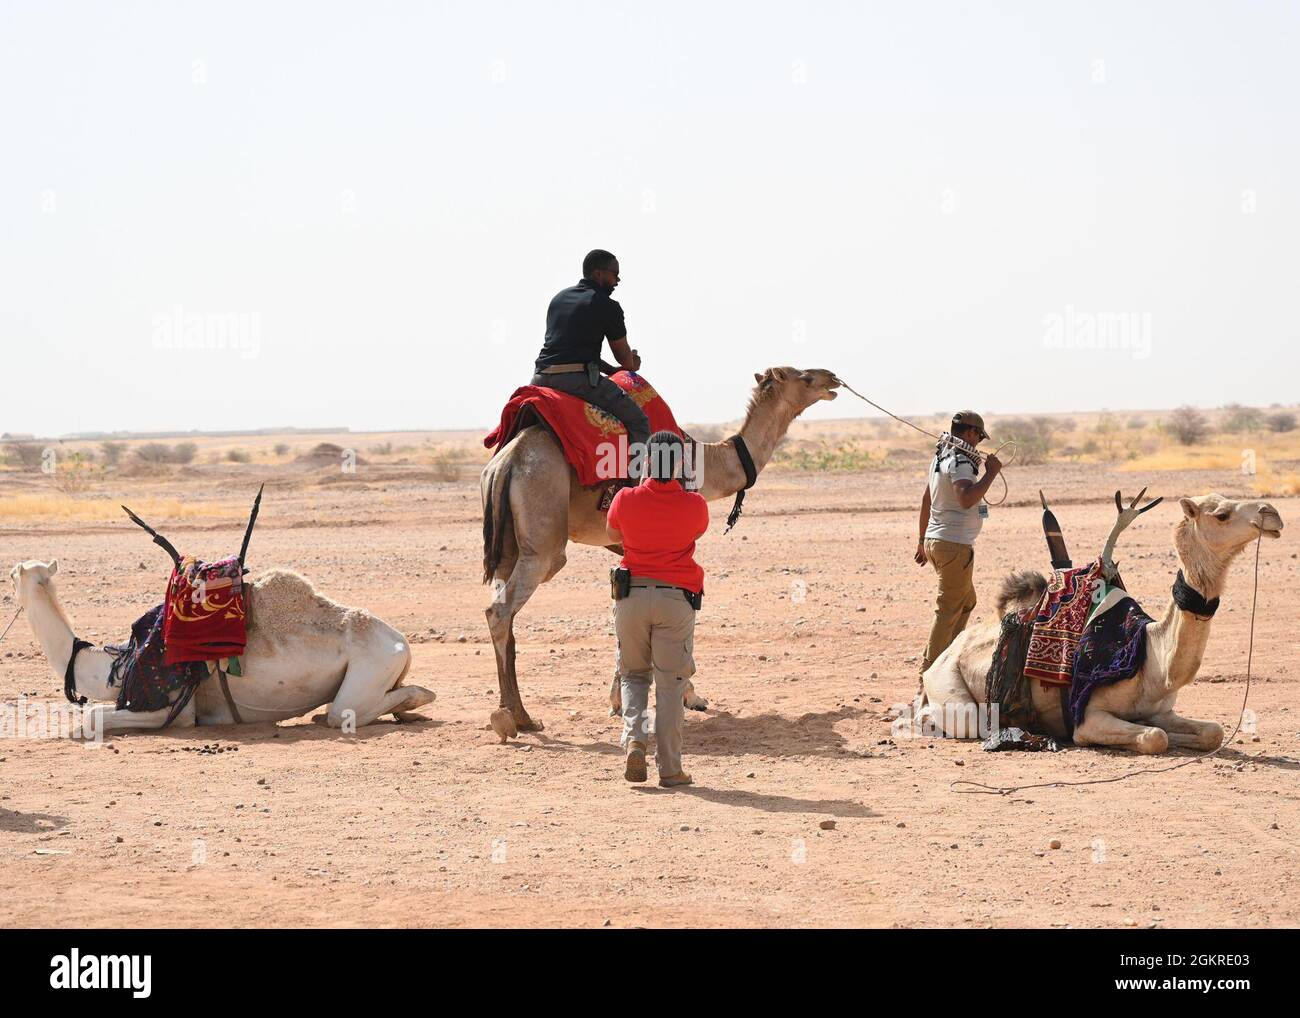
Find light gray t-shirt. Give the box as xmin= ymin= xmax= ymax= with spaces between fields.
xmin=925 ymin=451 xmax=983 ymax=545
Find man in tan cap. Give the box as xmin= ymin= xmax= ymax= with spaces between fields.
xmin=914 ymin=411 xmax=1003 ymax=690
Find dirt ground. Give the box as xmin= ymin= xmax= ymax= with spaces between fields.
xmin=1 ymin=456 xmax=1297 ymax=928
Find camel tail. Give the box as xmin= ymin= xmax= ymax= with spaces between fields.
xmin=482 ymin=466 xmax=514 ymax=584
xmin=996 ymin=570 xmax=1048 ymax=615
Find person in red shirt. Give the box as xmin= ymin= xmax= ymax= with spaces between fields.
xmin=606 ymin=430 xmax=708 ymax=787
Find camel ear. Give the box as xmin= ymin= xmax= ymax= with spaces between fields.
xmin=770 ymin=367 xmax=790 ymax=383
xmin=754 ymin=372 xmax=764 ymax=384
xmin=48 ymin=559 xmax=59 ymax=576
xmin=1178 ymin=497 xmax=1199 ymax=520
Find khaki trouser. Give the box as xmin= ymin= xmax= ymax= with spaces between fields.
xmin=921 ymin=538 xmax=977 ymax=675
xmin=613 ymin=584 xmax=697 ymax=777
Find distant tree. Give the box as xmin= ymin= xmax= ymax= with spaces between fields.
xmin=1093 ymin=412 xmax=1121 ymax=460
xmin=5 ymin=442 xmax=46 ymax=470
xmin=172 ymin=442 xmax=198 ymax=465
xmin=1265 ymin=411 xmax=1296 ymax=433
xmin=136 ymin=443 xmax=172 ymax=464
xmin=226 ymin=448 xmax=251 ymax=463
xmin=1000 ymin=417 xmax=1055 ymax=465
xmin=274 ymin=442 xmax=291 ymax=457
xmin=1168 ymin=406 xmax=1209 ymax=446
xmin=100 ymin=441 xmax=125 ymax=465
xmin=1220 ymin=403 xmax=1262 ymax=434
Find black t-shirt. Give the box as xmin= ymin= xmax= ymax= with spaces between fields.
xmin=534 ymin=278 xmax=627 ymax=371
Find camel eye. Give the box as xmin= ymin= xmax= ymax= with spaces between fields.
xmin=1214 ymin=511 xmax=1231 ymax=521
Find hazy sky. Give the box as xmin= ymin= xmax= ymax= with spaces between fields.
xmin=2 ymin=1 xmax=1296 ymax=437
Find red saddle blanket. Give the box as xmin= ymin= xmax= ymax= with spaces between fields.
xmin=163 ymin=555 xmax=248 ymax=664
xmin=1023 ymin=559 xmax=1105 ymax=688
xmin=483 ymin=371 xmax=684 ymax=486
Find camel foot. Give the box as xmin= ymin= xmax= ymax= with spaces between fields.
xmin=514 ymin=714 xmax=545 ymax=733
xmin=685 ymin=696 xmax=708 ymax=712
xmin=490 ymin=708 xmax=518 ymax=744
xmin=311 ymin=713 xmax=329 ymax=726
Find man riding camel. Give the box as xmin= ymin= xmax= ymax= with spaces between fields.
xmin=532 ymin=249 xmax=651 ymax=479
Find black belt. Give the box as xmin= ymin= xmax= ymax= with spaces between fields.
xmin=629 ymin=578 xmax=702 ymax=610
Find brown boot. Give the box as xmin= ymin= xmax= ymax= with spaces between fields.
xmin=624 ymin=741 xmax=647 ymax=783
xmin=658 ymin=770 xmax=693 ymax=788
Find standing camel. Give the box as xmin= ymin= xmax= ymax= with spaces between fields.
xmin=9 ymin=560 xmax=436 ymax=733
xmin=481 ymin=366 xmax=840 ymax=733
xmin=920 ymin=493 xmax=1283 ymax=753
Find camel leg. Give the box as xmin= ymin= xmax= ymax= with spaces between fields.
xmin=486 ymin=552 xmax=560 ymax=732
xmin=84 ymin=697 xmax=195 ymax=736
xmin=917 ymin=640 xmax=980 ymax=738
xmin=1073 ymin=707 xmax=1169 ymax=754
xmin=609 ymin=670 xmax=621 ymax=716
xmin=324 ymin=644 xmax=433 ymax=729
xmin=683 ymin=680 xmax=707 ymax=711
xmin=610 ymin=670 xmax=705 ymax=714
xmin=1145 ymin=710 xmax=1224 ymax=750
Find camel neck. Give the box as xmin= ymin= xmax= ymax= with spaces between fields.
xmin=25 ymin=581 xmax=115 ymax=700
xmin=1146 ymin=562 xmax=1225 ymax=692
xmin=26 ymin=582 xmax=76 ymax=686
xmin=696 ymin=396 xmax=800 ymax=502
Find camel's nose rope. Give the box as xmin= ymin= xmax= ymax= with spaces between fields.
xmin=950 ymin=532 xmax=1265 ymax=795
xmin=0 ymin=606 xmax=23 ymax=646
xmin=833 ymin=378 xmax=1016 ymax=505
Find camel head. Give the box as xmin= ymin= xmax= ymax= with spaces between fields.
xmin=751 ymin=367 xmax=840 ymax=414
xmin=10 ymin=559 xmax=59 ymax=608
xmin=1175 ymin=494 xmax=1283 ymax=571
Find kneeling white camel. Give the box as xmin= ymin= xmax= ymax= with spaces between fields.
xmin=921 ymin=493 xmax=1283 ymax=754
xmin=9 ymin=560 xmax=435 ymax=734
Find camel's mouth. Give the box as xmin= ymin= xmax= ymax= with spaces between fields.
xmin=1254 ymin=513 xmax=1283 ymax=538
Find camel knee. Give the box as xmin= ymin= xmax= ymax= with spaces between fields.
xmin=1135 ymin=726 xmax=1169 ymax=754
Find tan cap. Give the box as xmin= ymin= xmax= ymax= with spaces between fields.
xmin=951 ymin=411 xmax=988 ymax=440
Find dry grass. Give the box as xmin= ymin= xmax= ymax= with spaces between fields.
xmin=0 ymin=494 xmax=236 ymax=523
xmin=1253 ymin=472 xmax=1300 ymax=497
xmin=1118 ymin=445 xmax=1248 ymax=472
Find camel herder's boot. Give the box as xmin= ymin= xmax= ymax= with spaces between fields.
xmin=624 ymin=741 xmax=648 ymax=783
xmin=658 ymin=770 xmax=693 ymax=788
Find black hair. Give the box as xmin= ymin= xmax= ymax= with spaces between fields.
xmin=583 ymin=249 xmax=617 ymax=277
xmin=646 ymin=430 xmax=685 ymax=483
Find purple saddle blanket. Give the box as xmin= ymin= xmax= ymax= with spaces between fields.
xmin=1068 ymin=596 xmax=1154 ymax=729
xmin=105 ymin=604 xmax=207 ymax=714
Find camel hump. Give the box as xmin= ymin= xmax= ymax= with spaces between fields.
xmin=996 ymin=570 xmax=1048 ymax=615
xmin=245 ymin=568 xmax=365 ymax=634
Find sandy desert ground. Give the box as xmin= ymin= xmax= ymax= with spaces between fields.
xmin=0 ymin=431 xmax=1297 ymax=928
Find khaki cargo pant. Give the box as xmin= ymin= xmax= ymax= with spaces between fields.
xmin=921 ymin=538 xmax=977 ymax=675
xmin=613 ymin=584 xmax=697 ymax=777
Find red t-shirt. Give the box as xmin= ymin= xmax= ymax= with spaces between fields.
xmin=607 ymin=479 xmax=709 ymax=594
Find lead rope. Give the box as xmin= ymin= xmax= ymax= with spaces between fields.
xmin=0 ymin=606 xmax=23 ymax=645
xmin=950 ymin=532 xmax=1263 ymax=795
xmin=834 ymin=378 xmax=1015 ymax=505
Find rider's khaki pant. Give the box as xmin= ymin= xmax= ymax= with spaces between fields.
xmin=614 ymin=585 xmax=696 ymax=777
xmin=921 ymin=538 xmax=977 ymax=675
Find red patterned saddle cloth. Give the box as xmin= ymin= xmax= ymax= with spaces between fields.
xmin=162 ymin=555 xmax=248 ymax=664
xmin=1023 ymin=559 xmax=1105 ymax=688
xmin=483 ymin=371 xmax=684 ymax=487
